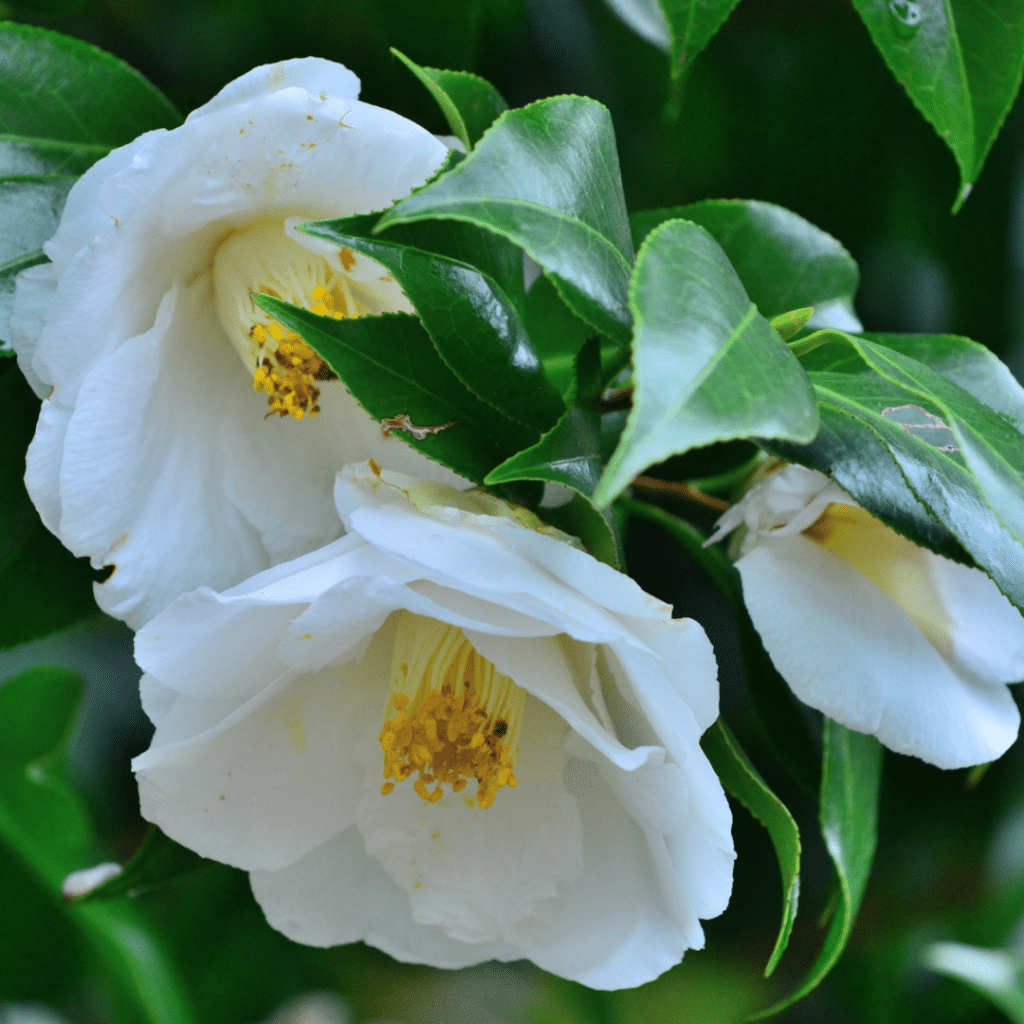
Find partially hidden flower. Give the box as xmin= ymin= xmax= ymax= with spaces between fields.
xmin=13 ymin=58 xmax=461 ymax=629
xmin=709 ymin=464 xmax=1024 ymax=768
xmin=132 ymin=462 xmax=734 ymax=988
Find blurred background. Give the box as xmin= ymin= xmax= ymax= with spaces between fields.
xmin=3 ymin=0 xmax=1024 ymax=1021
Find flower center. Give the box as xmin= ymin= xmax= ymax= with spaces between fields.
xmin=379 ymin=613 xmax=523 ymax=809
xmin=804 ymin=502 xmax=953 ymax=654
xmin=212 ymin=220 xmax=371 ymax=420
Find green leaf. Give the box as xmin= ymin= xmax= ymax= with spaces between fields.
xmin=0 ymin=369 xmax=96 ymax=648
xmin=486 ymin=338 xmax=623 ymax=567
xmin=618 ymin=499 xmax=820 ymax=795
xmin=302 ymin=215 xmax=564 ymax=432
xmin=851 ymin=0 xmax=1024 ymax=209
xmin=924 ymin=942 xmax=1024 ymax=1022
xmin=659 ymin=0 xmax=744 ymax=80
xmin=862 ymin=332 xmax=1024 ymax=424
xmin=595 ymin=219 xmax=818 ymax=506
xmin=0 ymin=23 xmax=181 ymax=343
xmin=391 ymin=48 xmax=508 ymax=150
xmin=377 ymin=96 xmax=635 ymax=345
xmin=753 ymin=721 xmax=881 ymax=1018
xmin=808 ymin=334 xmax=1024 ymax=610
xmin=522 ymin=274 xmax=596 ymax=397
xmin=700 ymin=719 xmax=801 ymax=977
xmin=0 ymin=666 xmax=196 ymax=1022
xmin=77 ymin=826 xmax=212 ymax=903
xmin=770 ymin=307 xmax=814 ymax=342
xmin=254 ymin=296 xmax=537 ymax=484
xmin=766 ymin=399 xmax=970 ymax=564
xmin=630 ymin=200 xmax=860 ymax=326
xmin=0 ymin=21 xmax=181 ymax=164
xmin=857 ymin=337 xmax=1024 ymax=546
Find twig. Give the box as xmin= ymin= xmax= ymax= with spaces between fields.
xmin=630 ymin=475 xmax=730 ymax=512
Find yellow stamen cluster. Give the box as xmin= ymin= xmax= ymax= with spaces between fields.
xmin=379 ymin=615 xmax=523 ymax=809
xmin=250 ymin=286 xmax=344 ymax=420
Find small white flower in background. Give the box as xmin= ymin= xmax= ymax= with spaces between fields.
xmin=13 ymin=58 xmax=462 ymax=630
xmin=132 ymin=463 xmax=734 ymax=989
xmin=709 ymin=464 xmax=1024 ymax=768
xmin=60 ymin=861 xmax=123 ymax=899
xmin=604 ymin=0 xmax=671 ymax=51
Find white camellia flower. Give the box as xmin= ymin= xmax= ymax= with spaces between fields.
xmin=12 ymin=58 xmax=462 ymax=629
xmin=132 ymin=462 xmax=734 ymax=988
xmin=709 ymin=464 xmax=1024 ymax=768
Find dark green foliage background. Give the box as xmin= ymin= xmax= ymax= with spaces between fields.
xmin=2 ymin=0 xmax=1024 ymax=1022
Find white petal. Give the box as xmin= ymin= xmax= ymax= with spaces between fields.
xmin=133 ymin=627 xmax=392 ymax=871
xmin=10 ymin=261 xmax=57 ymax=398
xmin=929 ymin=556 xmax=1024 ymax=685
xmin=344 ymin=502 xmax=641 ymax=647
xmin=738 ymin=536 xmax=1020 ymax=768
xmin=604 ymin=0 xmax=671 ymax=50
xmin=186 ymin=58 xmax=361 ymax=122
xmin=356 ymin=693 xmax=583 ymax=947
xmin=521 ymin=753 xmax=694 ymax=989
xmin=618 ymin=615 xmax=721 ymax=734
xmin=486 ymin=520 xmax=673 ymax=619
xmin=466 ymin=631 xmax=651 ymax=772
xmin=251 ymin=825 xmax=519 ymax=966
xmin=23 ymin=395 xmax=69 ymax=535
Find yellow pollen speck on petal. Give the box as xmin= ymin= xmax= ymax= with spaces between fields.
xmin=378 ymin=613 xmax=525 ymax=810
xmin=381 ymin=782 xmax=395 ymax=796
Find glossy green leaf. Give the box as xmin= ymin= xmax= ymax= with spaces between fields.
xmin=486 ymin=338 xmax=622 ymax=567
xmin=391 ymin=48 xmax=508 ymax=150
xmin=618 ymin=499 xmax=820 ymax=794
xmin=700 ymin=719 xmax=801 ymax=977
xmin=487 ymin=337 xmax=602 ymax=498
xmin=595 ymin=219 xmax=818 ymax=506
xmin=78 ymin=826 xmax=212 ymax=903
xmin=0 ymin=21 xmax=181 ymax=163
xmin=630 ymin=200 xmax=860 ymax=327
xmin=862 ymin=332 xmax=1024 ymax=424
xmin=0 ymin=666 xmax=195 ymax=1022
xmin=754 ymin=721 xmax=881 ymax=1018
xmin=659 ymin=0 xmax=743 ymax=80
xmin=522 ymin=274 xmax=596 ymax=396
xmin=924 ymin=942 xmax=1024 ymax=1022
xmin=770 ymin=307 xmax=814 ymax=342
xmin=816 ymin=334 xmax=1024 ymax=609
xmin=766 ymin=399 xmax=970 ymax=564
xmin=377 ymin=96 xmax=634 ymax=345
xmin=302 ymin=215 xmax=564 ymax=432
xmin=857 ymin=337 xmax=1024 ymax=545
xmin=0 ymin=369 xmax=96 ymax=648
xmin=255 ymin=297 xmax=537 ymax=484
xmin=851 ymin=0 xmax=1024 ymax=209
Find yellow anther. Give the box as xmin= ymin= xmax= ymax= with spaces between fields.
xmin=381 ymin=782 xmax=395 ymax=796
xmin=249 ymin=319 xmax=337 ymax=420
xmin=378 ymin=614 xmax=524 ymax=810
